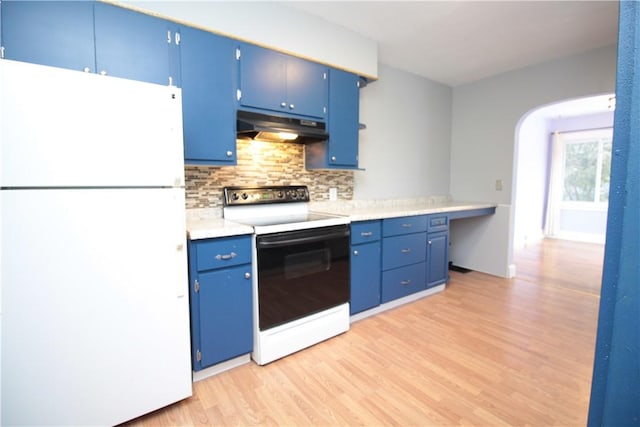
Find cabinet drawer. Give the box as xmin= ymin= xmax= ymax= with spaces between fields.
xmin=194 ymin=235 xmax=252 ymax=271
xmin=382 ymin=232 xmax=427 ymax=270
xmin=381 ymin=262 xmax=426 ymax=303
xmin=351 ymin=220 xmax=381 ymax=244
xmin=383 ymin=215 xmax=428 ymax=237
xmin=427 ymin=214 xmax=449 ymax=232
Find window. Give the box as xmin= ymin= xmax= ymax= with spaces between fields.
xmin=562 ymin=129 xmax=612 ymax=205
xmin=545 ymin=128 xmax=612 ymax=242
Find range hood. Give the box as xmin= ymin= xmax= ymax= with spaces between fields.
xmin=237 ymin=110 xmax=328 ymax=143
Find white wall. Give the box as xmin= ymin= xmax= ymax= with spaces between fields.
xmin=450 ymin=45 xmax=617 ymax=277
xmin=354 ymin=64 xmax=452 ymax=200
xmin=513 ymin=112 xmax=549 ymax=248
xmin=120 ymin=1 xmax=378 ymax=79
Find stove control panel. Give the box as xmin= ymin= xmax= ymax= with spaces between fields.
xmin=223 ymin=186 xmax=310 ymax=206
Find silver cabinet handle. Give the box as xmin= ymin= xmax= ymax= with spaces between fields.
xmin=215 ymin=252 xmax=237 ymax=261
xmin=331 ymin=156 xmax=337 ymax=162
xmin=400 ymin=280 xmax=411 ymax=285
xmin=281 ymin=102 xmax=287 ymax=108
xmin=100 ymin=70 xmax=108 ymax=76
xmin=289 ymin=104 xmax=295 ymax=109
xmin=226 ymin=150 xmax=233 ymax=157
xmin=428 ymin=240 xmax=432 ymax=245
xmin=401 ymin=223 xmax=412 ymax=228
xmin=360 ymin=231 xmax=373 ymax=237
xmin=401 ymin=248 xmax=411 ymax=253
xmin=83 ymin=67 xmax=91 ymax=73
xmin=244 ymin=272 xmax=251 ymax=279
xmin=353 ymin=250 xmax=359 ymax=256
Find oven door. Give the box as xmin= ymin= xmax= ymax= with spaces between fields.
xmin=256 ymin=224 xmax=350 ymax=330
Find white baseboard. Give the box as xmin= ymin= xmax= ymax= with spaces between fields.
xmin=192 ymin=354 xmax=251 ymax=382
xmin=350 ymin=284 xmax=445 ymax=323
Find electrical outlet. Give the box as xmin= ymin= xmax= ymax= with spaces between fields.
xmin=495 ymin=179 xmax=503 ymax=191
xmin=329 ymin=188 xmax=338 ymax=201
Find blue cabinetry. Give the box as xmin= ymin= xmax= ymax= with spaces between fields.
xmin=94 ymin=3 xmax=177 ymax=86
xmin=1 ymin=1 xmax=178 ymax=86
xmin=350 ymin=221 xmax=381 ymax=314
xmin=381 ymin=215 xmax=428 ymax=303
xmin=188 ymin=235 xmax=253 ymax=370
xmin=426 ymin=214 xmax=449 ymax=288
xmin=306 ymin=68 xmax=360 ymax=169
xmin=1 ymin=1 xmax=95 ymax=72
xmin=180 ymin=26 xmax=237 ymax=165
xmin=238 ymin=43 xmax=328 ymax=119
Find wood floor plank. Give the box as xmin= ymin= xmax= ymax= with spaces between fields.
xmin=124 ymin=238 xmax=602 ymax=426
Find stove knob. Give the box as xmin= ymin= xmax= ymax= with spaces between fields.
xmin=277 ymin=191 xmax=284 ymax=199
xmin=297 ymin=189 xmax=307 ymax=199
xmin=231 ymin=192 xmax=239 ymax=201
xmin=241 ymin=193 xmax=248 ymax=200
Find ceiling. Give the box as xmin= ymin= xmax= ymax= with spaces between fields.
xmin=281 ymin=1 xmax=619 ymax=87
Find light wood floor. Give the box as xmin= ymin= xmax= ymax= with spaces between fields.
xmin=126 ymin=238 xmax=604 ymax=426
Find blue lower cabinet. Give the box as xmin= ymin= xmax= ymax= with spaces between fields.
xmin=427 ymin=231 xmax=449 ymax=288
xmin=197 ymin=265 xmax=253 ymax=368
xmin=350 ymin=221 xmax=381 ymax=314
xmin=188 ymin=236 xmax=253 ymax=371
xmin=381 ymin=263 xmax=426 ymax=303
xmin=350 ymin=241 xmax=381 ymax=314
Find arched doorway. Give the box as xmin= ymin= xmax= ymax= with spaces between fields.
xmin=512 ymin=94 xmax=614 ymax=250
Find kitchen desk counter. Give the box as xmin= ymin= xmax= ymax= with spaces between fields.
xmin=309 ymin=198 xmax=497 ymax=222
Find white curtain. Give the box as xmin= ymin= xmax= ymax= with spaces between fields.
xmin=544 ymin=131 xmax=564 ymax=236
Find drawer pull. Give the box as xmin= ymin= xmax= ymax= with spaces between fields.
xmin=428 ymin=240 xmax=432 ymax=245
xmin=244 ymin=272 xmax=251 ymax=279
xmin=216 ymin=252 xmax=237 ymax=261
xmin=360 ymin=231 xmax=373 ymax=237
xmin=401 ymin=248 xmax=411 ymax=253
xmin=401 ymin=223 xmax=412 ymax=228
xmin=400 ymin=279 xmax=412 ymax=286
xmin=353 ymin=250 xmax=359 ymax=256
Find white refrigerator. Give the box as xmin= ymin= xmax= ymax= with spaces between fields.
xmin=0 ymin=59 xmax=192 ymax=425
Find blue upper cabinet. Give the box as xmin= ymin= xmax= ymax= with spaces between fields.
xmin=1 ymin=1 xmax=177 ymax=86
xmin=238 ymin=43 xmax=328 ymax=119
xmin=180 ymin=26 xmax=237 ymax=165
xmin=94 ymin=3 xmax=176 ymax=86
xmin=305 ymin=68 xmax=360 ymax=170
xmin=1 ymin=1 xmax=96 ymax=72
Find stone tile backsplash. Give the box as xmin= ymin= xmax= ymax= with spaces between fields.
xmin=185 ymin=139 xmax=354 ymax=210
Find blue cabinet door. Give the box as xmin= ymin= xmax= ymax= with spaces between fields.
xmin=198 ymin=265 xmax=253 ymax=369
xmin=286 ymin=56 xmax=327 ymax=118
xmin=426 ymin=231 xmax=449 ymax=288
xmin=181 ymin=26 xmax=237 ymax=165
xmin=239 ymin=43 xmax=287 ymax=114
xmin=305 ymin=68 xmax=359 ymax=169
xmin=328 ymin=69 xmax=359 ymax=167
xmin=1 ymin=1 xmax=95 ymax=72
xmin=239 ymin=43 xmax=327 ymax=118
xmin=94 ymin=3 xmax=173 ymax=85
xmin=350 ymin=241 xmax=381 ymax=314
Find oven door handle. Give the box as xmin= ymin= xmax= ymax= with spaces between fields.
xmin=257 ymin=229 xmax=350 ymax=249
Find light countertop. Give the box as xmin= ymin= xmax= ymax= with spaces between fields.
xmin=186 ymin=198 xmax=497 ymax=240
xmin=309 ymin=199 xmax=497 ymax=222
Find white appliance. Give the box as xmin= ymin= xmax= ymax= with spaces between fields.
xmin=0 ymin=60 xmax=192 ymax=425
xmin=223 ymin=186 xmax=351 ymax=365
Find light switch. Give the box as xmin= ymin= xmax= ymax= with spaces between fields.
xmin=495 ymin=179 xmax=503 ymax=191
